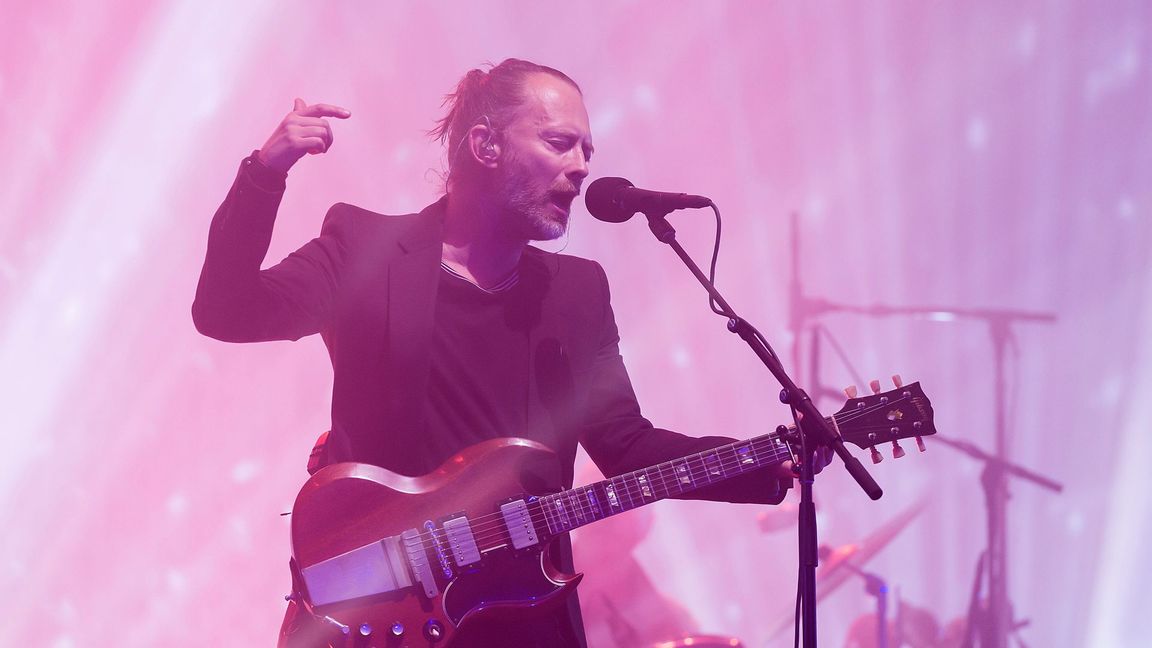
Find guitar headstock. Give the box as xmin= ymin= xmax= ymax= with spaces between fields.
xmin=834 ymin=376 xmax=936 ymax=463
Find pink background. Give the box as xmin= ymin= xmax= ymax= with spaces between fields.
xmin=2 ymin=2 xmax=1148 ymax=646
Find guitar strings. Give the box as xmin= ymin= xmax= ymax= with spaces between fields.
xmin=397 ymin=395 xmax=925 ymax=550
xmin=396 ymin=395 xmax=925 ymax=550
xmin=411 ymin=397 xmax=926 ymax=555
xmin=405 ymin=436 xmax=795 ymax=553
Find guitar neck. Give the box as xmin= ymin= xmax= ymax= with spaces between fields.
xmin=537 ymin=417 xmax=829 ymax=535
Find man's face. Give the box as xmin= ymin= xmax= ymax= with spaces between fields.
xmin=494 ymin=73 xmax=594 ymax=241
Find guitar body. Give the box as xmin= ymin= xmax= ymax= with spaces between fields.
xmin=290 ymin=438 xmax=580 ymax=647
xmin=285 ymin=381 xmax=936 ymax=647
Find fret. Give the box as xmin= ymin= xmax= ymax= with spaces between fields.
xmin=585 ymin=485 xmax=605 ymax=522
xmin=673 ymin=460 xmax=693 ymax=493
xmin=736 ymin=443 xmax=757 ymax=471
xmin=725 ymin=444 xmax=744 ymax=474
xmin=578 ymin=486 xmax=595 ymax=522
xmin=567 ymin=490 xmax=584 ymax=525
xmin=551 ymin=495 xmax=572 ymax=531
xmin=605 ymin=479 xmax=621 ymax=512
xmin=540 ymin=495 xmax=556 ymax=534
xmin=704 ymin=452 xmax=724 ymax=482
xmin=624 ymin=475 xmax=640 ymax=509
xmin=613 ymin=475 xmax=634 ymax=510
xmin=541 ymin=494 xmax=554 ymax=533
xmin=637 ymin=471 xmax=653 ymax=500
xmin=717 ymin=446 xmax=734 ymax=477
xmin=689 ymin=452 xmax=706 ymax=487
xmin=658 ymin=458 xmax=672 ymax=493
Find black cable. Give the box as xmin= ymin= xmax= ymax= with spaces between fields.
xmin=707 ymin=202 xmax=728 ymax=317
xmin=794 ymin=562 xmax=803 ymax=648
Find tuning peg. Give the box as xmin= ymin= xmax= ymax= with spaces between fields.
xmin=891 ymin=440 xmax=906 ymax=459
xmin=870 ymin=447 xmax=883 ymax=464
xmin=869 ymin=379 xmax=881 ymax=395
xmin=843 ymin=385 xmax=858 ymax=399
xmin=915 ymin=436 xmax=926 ymax=452
xmin=891 ymin=374 xmax=903 ymax=388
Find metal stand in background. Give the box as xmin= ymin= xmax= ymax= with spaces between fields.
xmin=933 ymin=435 xmax=1063 ymax=648
xmin=788 ymin=213 xmax=1061 ymax=647
xmin=636 ymin=206 xmax=883 ymax=648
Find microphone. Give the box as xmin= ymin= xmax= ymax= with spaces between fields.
xmin=584 ymin=177 xmax=711 ymax=223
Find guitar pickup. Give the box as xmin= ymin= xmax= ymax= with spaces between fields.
xmin=442 ymin=515 xmax=481 ymax=567
xmin=300 ymin=535 xmax=414 ymax=607
xmin=499 ymin=499 xmax=539 ymax=549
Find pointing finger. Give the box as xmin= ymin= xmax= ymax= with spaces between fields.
xmin=296 ymin=102 xmax=351 ymax=119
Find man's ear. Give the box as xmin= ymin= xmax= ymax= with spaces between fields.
xmin=467 ymin=123 xmax=500 ymax=168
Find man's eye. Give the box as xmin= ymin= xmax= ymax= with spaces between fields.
xmin=548 ymin=138 xmax=571 ymax=150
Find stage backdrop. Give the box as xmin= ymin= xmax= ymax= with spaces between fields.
xmin=1 ymin=1 xmax=1149 ymax=646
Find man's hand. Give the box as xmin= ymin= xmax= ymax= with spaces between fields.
xmin=775 ymin=444 xmax=835 ymax=480
xmin=257 ymin=98 xmax=351 ymax=174
xmin=773 ymin=383 xmax=866 ymax=481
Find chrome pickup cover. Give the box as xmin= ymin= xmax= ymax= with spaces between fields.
xmin=499 ymin=500 xmax=539 ymax=549
xmin=442 ymin=516 xmax=481 ymax=566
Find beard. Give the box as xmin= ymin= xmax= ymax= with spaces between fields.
xmin=495 ymin=153 xmax=576 ymax=242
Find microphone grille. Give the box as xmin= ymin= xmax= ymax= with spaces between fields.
xmin=584 ymin=177 xmax=635 ymax=223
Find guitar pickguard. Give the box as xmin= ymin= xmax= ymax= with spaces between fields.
xmin=441 ymin=545 xmax=569 ymax=625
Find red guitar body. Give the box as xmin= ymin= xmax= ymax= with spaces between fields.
xmin=284 ymin=381 xmax=935 ymax=647
xmin=289 ymin=438 xmax=580 ymax=648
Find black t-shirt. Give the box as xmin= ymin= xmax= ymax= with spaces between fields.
xmin=423 ymin=265 xmax=532 ymax=462
xmin=421 ymin=265 xmax=584 ymax=647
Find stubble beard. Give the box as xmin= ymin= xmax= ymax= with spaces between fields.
xmin=497 ymin=157 xmax=570 ymax=242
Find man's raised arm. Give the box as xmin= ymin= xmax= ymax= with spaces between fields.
xmin=192 ymin=99 xmax=351 ymax=343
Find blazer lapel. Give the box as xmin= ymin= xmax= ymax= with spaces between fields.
xmin=385 ymin=198 xmax=446 ymax=431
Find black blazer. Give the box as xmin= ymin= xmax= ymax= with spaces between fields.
xmin=194 ymin=156 xmax=786 ymax=503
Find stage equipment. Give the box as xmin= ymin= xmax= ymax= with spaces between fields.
xmin=786 ymin=213 xmax=1061 ymax=648
xmin=588 ymin=182 xmax=897 ymax=648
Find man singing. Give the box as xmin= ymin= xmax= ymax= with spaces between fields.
xmin=194 ymin=58 xmax=799 ymax=647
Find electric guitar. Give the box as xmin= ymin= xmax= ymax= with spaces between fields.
xmin=287 ymin=380 xmax=935 ymax=647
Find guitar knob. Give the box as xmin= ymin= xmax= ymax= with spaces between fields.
xmin=424 ymin=619 xmax=445 ymax=642
xmin=869 ymin=379 xmax=881 ymax=395
xmin=391 ymin=622 xmax=404 ymax=636
xmin=915 ymin=436 xmax=927 ymax=452
xmin=891 ymin=440 xmax=906 ymax=459
xmin=870 ymin=447 xmax=883 ymax=464
xmin=891 ymin=374 xmax=903 ymax=388
xmin=359 ymin=623 xmax=372 ymax=636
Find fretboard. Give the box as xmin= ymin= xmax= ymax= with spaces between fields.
xmin=537 ymin=417 xmax=832 ymax=535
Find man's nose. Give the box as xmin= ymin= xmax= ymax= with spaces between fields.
xmin=568 ymin=151 xmax=590 ymax=182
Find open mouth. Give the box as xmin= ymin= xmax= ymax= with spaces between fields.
xmin=549 ymin=192 xmax=577 ymax=213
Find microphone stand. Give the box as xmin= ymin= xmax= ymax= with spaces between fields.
xmin=638 ymin=208 xmax=883 ymax=648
